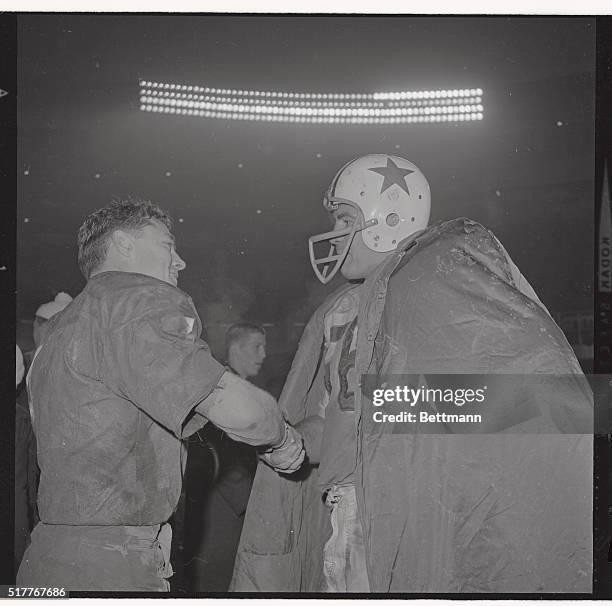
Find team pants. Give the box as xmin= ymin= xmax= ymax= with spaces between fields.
xmin=322 ymin=484 xmax=370 ymax=592
xmin=17 ymin=522 xmax=173 ymax=592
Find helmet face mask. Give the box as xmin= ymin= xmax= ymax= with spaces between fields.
xmin=309 ymin=154 xmax=431 ymax=284
xmin=308 ymin=202 xmax=375 ymax=284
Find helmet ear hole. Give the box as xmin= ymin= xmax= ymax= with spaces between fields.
xmin=386 ymin=212 xmax=400 ymax=227
xmin=411 ymin=216 xmax=416 ymax=222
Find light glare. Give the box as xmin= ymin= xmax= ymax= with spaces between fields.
xmin=139 ymin=80 xmax=485 ymax=126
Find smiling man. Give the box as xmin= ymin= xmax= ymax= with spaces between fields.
xmin=232 ymin=154 xmax=593 ymax=593
xmin=17 ymin=198 xmax=304 ymax=592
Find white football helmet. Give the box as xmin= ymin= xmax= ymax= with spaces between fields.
xmin=309 ymin=154 xmax=431 ymax=283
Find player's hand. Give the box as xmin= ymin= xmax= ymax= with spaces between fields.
xmin=260 ymin=423 xmax=305 ymax=473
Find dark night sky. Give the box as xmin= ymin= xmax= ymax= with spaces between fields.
xmin=17 ymin=15 xmax=595 ymax=359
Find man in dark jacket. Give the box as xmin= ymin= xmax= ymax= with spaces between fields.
xmin=183 ymin=323 xmax=267 ymax=591
xmin=17 ymin=198 xmax=304 ymax=591
xmin=232 ymin=154 xmax=592 ymax=593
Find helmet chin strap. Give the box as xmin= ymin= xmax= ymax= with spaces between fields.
xmin=308 ymin=216 xmax=377 ymax=284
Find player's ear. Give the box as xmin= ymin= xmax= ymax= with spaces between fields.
xmin=109 ymin=229 xmax=136 ymax=259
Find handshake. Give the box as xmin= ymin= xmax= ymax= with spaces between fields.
xmin=259 ymin=415 xmax=325 ymax=474
xmin=259 ymin=422 xmax=305 ymax=473
xmin=207 ymin=372 xmax=323 ymax=475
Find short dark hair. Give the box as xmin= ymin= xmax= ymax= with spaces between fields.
xmin=225 ymin=323 xmax=266 ymax=351
xmin=77 ymin=197 xmax=173 ymax=279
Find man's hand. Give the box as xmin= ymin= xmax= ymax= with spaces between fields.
xmin=260 ymin=423 xmax=305 ymax=473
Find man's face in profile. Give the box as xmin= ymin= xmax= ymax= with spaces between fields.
xmin=230 ymin=332 xmax=267 ymax=379
xmin=130 ymin=220 xmax=186 ymax=287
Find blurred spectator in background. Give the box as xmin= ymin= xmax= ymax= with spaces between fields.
xmin=16 ymin=344 xmax=38 ymax=575
xmin=15 ymin=293 xmax=73 ymax=574
xmin=181 ymin=324 xmax=267 ymax=592
xmin=16 ymin=345 xmax=25 ymax=386
xmin=226 ymin=324 xmax=267 ymax=380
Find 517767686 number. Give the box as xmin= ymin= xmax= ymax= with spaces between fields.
xmin=2 ymin=587 xmax=67 ymax=598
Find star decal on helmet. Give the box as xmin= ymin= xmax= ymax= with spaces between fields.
xmin=368 ymin=157 xmax=414 ymax=195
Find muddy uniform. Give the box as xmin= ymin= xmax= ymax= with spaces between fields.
xmin=18 ymin=271 xmax=227 ymax=591
xmin=317 ymin=287 xmax=369 ymax=592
